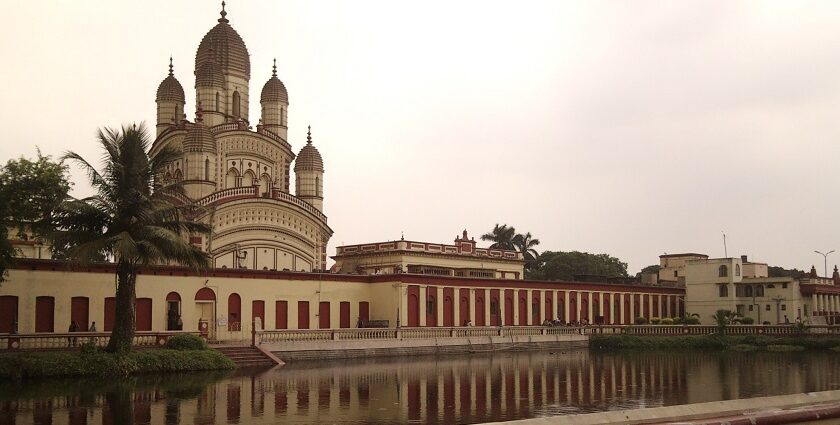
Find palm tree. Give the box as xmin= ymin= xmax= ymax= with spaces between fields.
xmin=512 ymin=232 xmax=540 ymax=270
xmin=56 ymin=123 xmax=210 ymax=354
xmin=481 ymin=224 xmax=516 ymax=250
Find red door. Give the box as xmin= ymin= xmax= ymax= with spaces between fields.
xmin=426 ymin=287 xmax=437 ymax=327
xmin=504 ymin=289 xmax=514 ymax=326
xmin=0 ymin=296 xmax=18 ymax=333
xmin=359 ymin=301 xmax=370 ymax=326
xmin=408 ymin=285 xmax=420 ymax=327
xmin=603 ymin=296 xmax=610 ymax=324
xmin=490 ymin=289 xmax=500 ymax=326
xmin=518 ymin=290 xmax=527 ymax=326
xmin=252 ymin=300 xmax=265 ymax=329
xmin=298 ymin=301 xmax=310 ymax=329
xmin=319 ymin=301 xmax=331 ymax=329
xmin=228 ymin=293 xmax=242 ymax=331
xmin=475 ymin=294 xmax=485 ymax=327
xmin=275 ymin=301 xmax=288 ymax=329
xmin=459 ymin=288 xmax=470 ymax=326
xmin=71 ymin=297 xmax=89 ymax=330
xmin=340 ymin=301 xmax=350 ymax=328
xmin=569 ymin=292 xmax=577 ymax=323
xmin=544 ymin=291 xmax=553 ymax=323
xmin=624 ymin=297 xmax=631 ymax=324
xmin=531 ymin=292 xmax=541 ymax=325
xmin=443 ymin=288 xmax=454 ymax=327
xmin=580 ymin=293 xmax=589 ymax=322
xmin=592 ymin=293 xmax=600 ymax=323
xmin=135 ymin=298 xmax=152 ymax=331
xmin=104 ymin=297 xmax=116 ymax=331
xmin=35 ymin=296 xmax=55 ymax=332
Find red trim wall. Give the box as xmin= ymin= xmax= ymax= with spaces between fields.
xmin=427 ymin=286 xmax=437 ymax=327
xmin=459 ymin=288 xmax=469 ymax=326
xmin=298 ymin=301 xmax=310 ymax=329
xmin=319 ymin=302 xmax=330 ymax=329
xmin=517 ymin=290 xmax=527 ymax=326
xmin=275 ymin=301 xmax=288 ymax=329
xmin=443 ymin=288 xmax=454 ymax=327
xmin=475 ymin=291 xmax=485 ymax=327
xmin=408 ymin=285 xmax=420 ymax=327
xmin=504 ymin=289 xmax=514 ymax=326
xmin=0 ymin=296 xmax=17 ymax=333
xmin=340 ymin=301 xmax=350 ymax=328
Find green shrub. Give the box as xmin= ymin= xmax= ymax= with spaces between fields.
xmin=731 ymin=344 xmax=758 ymax=351
xmin=740 ymin=317 xmax=754 ymax=325
xmin=0 ymin=348 xmax=233 ymax=380
xmin=635 ymin=317 xmax=648 ymax=325
xmin=683 ymin=315 xmax=701 ymax=325
xmin=166 ymin=334 xmax=207 ymax=351
xmin=762 ymin=321 xmax=771 ymax=325
xmin=673 ymin=316 xmax=684 ymax=325
xmin=660 ymin=318 xmax=674 ymax=325
xmin=650 ymin=317 xmax=661 ymax=325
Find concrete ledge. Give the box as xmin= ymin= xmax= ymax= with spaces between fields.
xmin=485 ymin=390 xmax=840 ymax=425
xmin=264 ymin=334 xmax=587 ymax=361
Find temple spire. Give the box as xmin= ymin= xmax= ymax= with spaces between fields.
xmin=219 ymin=1 xmax=229 ymax=23
xmin=272 ymin=58 xmax=277 ymax=77
xmin=307 ymin=125 xmax=312 ymax=144
xmin=168 ymin=56 xmax=174 ymax=76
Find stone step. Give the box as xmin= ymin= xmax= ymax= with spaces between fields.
xmin=213 ymin=346 xmax=277 ymax=367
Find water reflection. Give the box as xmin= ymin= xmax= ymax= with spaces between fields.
xmin=2 ymin=349 xmax=840 ymax=424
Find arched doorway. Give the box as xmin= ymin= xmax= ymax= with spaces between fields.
xmin=228 ymin=293 xmax=242 ymax=332
xmin=166 ymin=292 xmax=182 ymax=330
xmin=195 ymin=287 xmax=216 ymax=339
xmin=407 ymin=285 xmax=420 ymax=327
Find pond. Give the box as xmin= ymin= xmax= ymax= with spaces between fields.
xmin=2 ymin=348 xmax=840 ymax=424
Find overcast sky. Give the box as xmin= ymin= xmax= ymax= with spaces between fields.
xmin=2 ymin=1 xmax=840 ymax=274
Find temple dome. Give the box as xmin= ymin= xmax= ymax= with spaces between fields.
xmin=195 ymin=5 xmax=250 ymax=79
xmin=195 ymin=61 xmax=225 ymax=88
xmin=183 ymin=113 xmax=216 ymax=153
xmin=156 ymin=60 xmax=185 ymax=102
xmin=295 ymin=128 xmax=323 ymax=172
xmin=261 ymin=60 xmax=289 ymax=103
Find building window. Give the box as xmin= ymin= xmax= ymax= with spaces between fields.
xmin=782 ymin=283 xmax=788 ymax=289
xmin=426 ymin=298 xmax=435 ymax=315
xmin=748 ymin=305 xmax=753 ymax=311
xmin=767 ymin=284 xmax=775 ymax=289
xmin=782 ymin=304 xmax=787 ymax=311
xmin=232 ymin=91 xmax=241 ymax=118
xmin=765 ymin=304 xmax=771 ymax=311
xmin=204 ymin=158 xmax=210 ymax=181
xmin=735 ymin=264 xmax=741 ymax=276
xmin=674 ymin=270 xmax=678 ymax=277
xmin=745 ymin=285 xmax=753 ymax=297
xmin=719 ymin=265 xmax=728 ymax=277
xmin=719 ymin=284 xmax=729 ymax=297
xmin=756 ymin=285 xmax=765 ymax=297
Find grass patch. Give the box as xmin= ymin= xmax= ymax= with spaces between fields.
xmin=730 ymin=344 xmax=758 ymax=351
xmin=0 ymin=348 xmax=234 ymax=380
xmin=590 ymin=334 xmax=840 ymax=351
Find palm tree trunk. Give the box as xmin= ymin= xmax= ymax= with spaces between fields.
xmin=106 ymin=260 xmax=137 ymax=354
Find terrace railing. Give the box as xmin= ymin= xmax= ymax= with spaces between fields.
xmin=0 ymin=331 xmax=201 ymax=351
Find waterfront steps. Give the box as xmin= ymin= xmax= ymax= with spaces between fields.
xmin=213 ymin=346 xmax=279 ymax=367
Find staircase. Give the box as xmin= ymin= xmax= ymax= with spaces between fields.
xmin=214 ymin=346 xmax=278 ymax=367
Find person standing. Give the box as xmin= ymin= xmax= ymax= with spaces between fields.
xmin=68 ymin=321 xmax=79 ymax=347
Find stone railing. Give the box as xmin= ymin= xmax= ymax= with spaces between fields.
xmin=254 ymin=326 xmax=584 ymax=345
xmin=197 ymin=186 xmax=258 ymax=206
xmin=0 ymin=331 xmax=201 ymax=351
xmin=272 ymin=191 xmax=328 ymax=223
xmin=581 ymin=324 xmax=840 ymax=336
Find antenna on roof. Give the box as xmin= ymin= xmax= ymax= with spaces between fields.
xmin=722 ymin=231 xmax=728 ymax=258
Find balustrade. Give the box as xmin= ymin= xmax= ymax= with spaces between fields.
xmin=0 ymin=331 xmax=201 ymax=351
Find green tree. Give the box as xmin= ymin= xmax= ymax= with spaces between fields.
xmin=528 ymin=251 xmax=629 ymax=281
xmin=0 ymin=151 xmax=72 ymax=280
xmin=636 ymin=264 xmax=661 ymax=278
xmin=56 ymin=124 xmax=210 ymax=354
xmin=768 ymin=266 xmax=805 ymax=278
xmin=480 ymin=224 xmax=516 ymax=250
xmin=512 ymin=232 xmax=540 ymax=270
xmin=712 ymin=309 xmax=739 ymax=334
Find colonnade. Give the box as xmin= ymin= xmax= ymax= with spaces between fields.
xmin=811 ymin=293 xmax=840 ymax=323
xmin=403 ymin=285 xmax=684 ymax=327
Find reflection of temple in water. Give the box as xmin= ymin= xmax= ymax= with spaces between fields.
xmin=2 ymin=350 xmax=840 ymax=424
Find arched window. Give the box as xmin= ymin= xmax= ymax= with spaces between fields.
xmin=225 ymin=168 xmax=238 ymax=188
xmin=259 ymin=174 xmax=270 ymax=196
xmin=280 ymin=107 xmax=285 ymax=126
xmin=745 ymin=285 xmax=753 ymax=297
xmin=232 ymin=91 xmax=241 ymax=118
xmin=756 ymin=285 xmax=765 ymax=297
xmin=242 ymin=170 xmax=255 ymax=187
xmin=719 ymin=284 xmax=729 ymax=297
xmin=173 ymin=169 xmax=183 ymax=182
xmin=204 ymin=158 xmax=210 ymax=181
xmin=215 ymin=91 xmax=220 ymax=112
xmin=735 ymin=264 xmax=741 ymax=276
xmin=719 ymin=265 xmax=728 ymax=277
xmin=315 ymin=176 xmax=321 ymax=197
xmin=228 ymin=293 xmax=241 ymax=331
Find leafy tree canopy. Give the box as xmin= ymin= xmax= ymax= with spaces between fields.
xmin=0 ymin=151 xmax=72 ymax=280
xmin=636 ymin=264 xmax=661 ymax=278
xmin=768 ymin=266 xmax=805 ymax=278
xmin=528 ymin=250 xmax=629 ymax=281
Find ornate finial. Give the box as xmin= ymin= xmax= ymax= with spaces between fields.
xmin=307 ymin=125 xmax=312 ymax=144
xmin=196 ymin=102 xmax=204 ymax=123
xmin=272 ymin=58 xmax=277 ymax=77
xmin=219 ymin=1 xmax=229 ymax=23
xmin=168 ymin=56 xmax=174 ymax=76
xmin=401 ymin=231 xmax=405 ymax=241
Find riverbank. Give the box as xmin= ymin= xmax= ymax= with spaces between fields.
xmin=0 ymin=348 xmax=234 ymax=379
xmin=589 ymin=334 xmax=840 ymax=351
